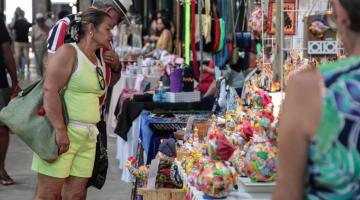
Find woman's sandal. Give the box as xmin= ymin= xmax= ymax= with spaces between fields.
xmin=0 ymin=174 xmax=14 ymax=185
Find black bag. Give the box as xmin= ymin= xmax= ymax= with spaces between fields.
xmin=87 ymin=117 xmax=108 ymax=189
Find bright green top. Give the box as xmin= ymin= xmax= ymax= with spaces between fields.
xmin=306 ymin=57 xmax=360 ymax=199
xmin=64 ymin=43 xmax=105 ymax=124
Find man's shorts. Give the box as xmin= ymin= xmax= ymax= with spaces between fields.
xmin=32 ymin=125 xmax=97 ymax=178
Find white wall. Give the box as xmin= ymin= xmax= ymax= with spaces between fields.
xmin=5 ymin=0 xmax=33 ymax=24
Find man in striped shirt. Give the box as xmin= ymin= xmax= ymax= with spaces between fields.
xmin=47 ymin=0 xmax=132 ymax=84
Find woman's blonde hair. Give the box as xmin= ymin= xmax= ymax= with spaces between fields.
xmin=78 ymin=8 xmax=111 ymax=39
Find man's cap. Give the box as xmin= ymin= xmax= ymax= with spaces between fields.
xmin=112 ymin=0 xmax=132 ymax=15
xmin=158 ymin=138 xmax=176 ymax=158
xmin=35 ymin=13 xmax=44 ymax=19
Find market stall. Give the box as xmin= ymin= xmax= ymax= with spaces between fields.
xmin=108 ymin=0 xmax=342 ymax=199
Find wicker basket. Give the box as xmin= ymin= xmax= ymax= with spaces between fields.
xmin=137 ymin=188 xmax=185 ymax=200
xmin=192 ymin=121 xmax=210 ymax=141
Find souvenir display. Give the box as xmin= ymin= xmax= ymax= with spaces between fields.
xmin=309 ymin=18 xmax=331 ymax=39
xmin=195 ymin=160 xmax=237 ymax=198
xmin=249 ymin=5 xmax=264 ymax=37
xmin=126 ymin=139 xmax=182 ymax=188
xmin=244 ymin=135 xmax=278 ymax=182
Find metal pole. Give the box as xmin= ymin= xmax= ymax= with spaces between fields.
xmin=274 ymin=0 xmax=283 ymax=89
xmin=280 ymin=0 xmax=285 ymax=95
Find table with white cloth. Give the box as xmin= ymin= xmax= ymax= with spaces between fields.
xmin=106 ymin=74 xmax=159 ymax=182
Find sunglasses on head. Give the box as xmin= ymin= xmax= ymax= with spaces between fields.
xmin=96 ymin=66 xmax=106 ymax=90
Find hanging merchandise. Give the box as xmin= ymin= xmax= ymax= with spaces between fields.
xmin=195 ymin=0 xmax=212 ymax=44
xmin=308 ymin=18 xmax=331 ymax=40
xmin=228 ymin=0 xmax=239 ymax=65
xmin=217 ymin=19 xmax=226 ymax=52
xmin=235 ymin=0 xmax=251 ymax=50
xmin=267 ymin=0 xmax=297 ymax=35
xmin=233 ymin=0 xmax=252 ymax=71
xmin=216 ymin=0 xmax=226 ymax=52
xmin=185 ymin=0 xmax=191 ymax=65
xmin=249 ymin=4 xmax=263 ymax=37
xmin=214 ymin=0 xmax=229 ymax=69
xmin=211 ymin=0 xmax=221 ymax=52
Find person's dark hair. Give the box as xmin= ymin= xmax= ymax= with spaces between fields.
xmin=58 ymin=10 xmax=70 ymax=20
xmin=78 ymin=8 xmax=111 ymax=40
xmin=157 ymin=9 xmax=167 ymax=18
xmin=339 ymin=0 xmax=360 ymax=32
xmin=158 ymin=16 xmax=171 ymax=30
xmin=0 ymin=12 xmax=5 ymax=23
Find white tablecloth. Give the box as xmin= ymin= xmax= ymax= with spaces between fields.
xmin=106 ymin=75 xmax=159 ymax=183
xmin=116 ymin=116 xmax=140 ymax=182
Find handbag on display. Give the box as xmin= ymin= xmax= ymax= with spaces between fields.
xmin=235 ymin=0 xmax=252 ymax=51
xmin=0 ymin=55 xmax=77 ymax=162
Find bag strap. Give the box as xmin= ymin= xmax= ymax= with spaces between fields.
xmin=60 ymin=44 xmax=78 ymax=125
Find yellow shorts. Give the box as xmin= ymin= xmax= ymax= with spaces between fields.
xmin=31 ymin=125 xmax=97 ymax=178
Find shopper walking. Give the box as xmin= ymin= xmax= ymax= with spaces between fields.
xmin=0 ymin=12 xmax=20 ymax=186
xmin=31 ymin=13 xmax=49 ymax=76
xmin=33 ymin=9 xmax=113 ymax=199
xmin=273 ymin=0 xmax=360 ymax=199
xmin=12 ymin=9 xmax=32 ymax=73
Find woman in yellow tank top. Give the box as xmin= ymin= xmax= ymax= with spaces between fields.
xmin=156 ymin=16 xmax=173 ymax=53
xmin=32 ymin=9 xmax=113 ymax=200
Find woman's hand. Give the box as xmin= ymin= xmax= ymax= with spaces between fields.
xmin=104 ymin=50 xmax=120 ymax=71
xmin=55 ymin=129 xmax=70 ymax=155
xmin=10 ymin=83 xmax=21 ymax=99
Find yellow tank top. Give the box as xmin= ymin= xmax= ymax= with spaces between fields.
xmin=64 ymin=43 xmax=105 ymax=124
xmin=156 ymin=29 xmax=173 ymax=52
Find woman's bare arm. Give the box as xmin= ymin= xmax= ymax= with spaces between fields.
xmin=273 ymin=69 xmax=322 ymax=200
xmin=43 ymin=44 xmax=75 ymax=154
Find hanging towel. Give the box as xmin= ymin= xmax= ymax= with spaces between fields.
xmin=185 ymin=0 xmax=191 ymax=64
xmin=211 ymin=0 xmax=220 ymax=52
xmin=195 ymin=0 xmax=212 ymax=44
xmin=216 ymin=18 xmax=226 ymax=52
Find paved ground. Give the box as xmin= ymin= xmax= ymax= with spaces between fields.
xmin=0 ymin=59 xmax=132 ymax=199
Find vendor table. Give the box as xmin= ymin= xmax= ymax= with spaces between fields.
xmin=112 ymin=95 xmax=212 ymax=182
xmin=139 ymin=111 xmax=210 ymax=164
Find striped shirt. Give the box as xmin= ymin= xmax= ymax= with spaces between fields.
xmin=47 ymin=14 xmax=77 ymax=54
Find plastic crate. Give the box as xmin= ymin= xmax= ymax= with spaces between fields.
xmin=163 ymin=91 xmax=201 ymax=103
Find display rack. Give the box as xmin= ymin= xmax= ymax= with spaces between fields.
xmin=257 ymin=0 xmax=336 ymax=96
